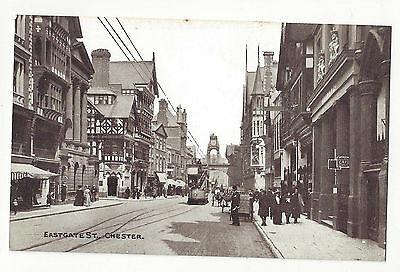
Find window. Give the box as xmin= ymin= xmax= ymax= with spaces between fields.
xmin=15 ymin=15 xmax=26 ymax=40
xmin=256 ymin=120 xmax=260 ymax=136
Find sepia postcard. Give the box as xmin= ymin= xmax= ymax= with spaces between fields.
xmin=3 ymin=1 xmax=399 ymax=271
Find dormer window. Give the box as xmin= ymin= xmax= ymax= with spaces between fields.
xmin=94 ymin=95 xmax=114 ymax=105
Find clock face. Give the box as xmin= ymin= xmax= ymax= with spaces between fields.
xmin=211 ymin=140 xmax=216 ymax=145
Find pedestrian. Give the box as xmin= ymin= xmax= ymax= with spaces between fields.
xmin=90 ymin=185 xmax=97 ymax=202
xmin=135 ymin=186 xmax=140 ymax=199
xmin=291 ymin=187 xmax=304 ymax=223
xmin=283 ymin=191 xmax=292 ymax=224
xmin=266 ymin=189 xmax=274 ymax=219
xmin=125 ymin=187 xmax=131 ymax=199
xmin=84 ymin=185 xmax=91 ymax=207
xmin=61 ymin=182 xmax=67 ymax=202
xmin=272 ymin=191 xmax=282 ymax=225
xmin=74 ymin=185 xmax=84 ymax=206
xmin=258 ymin=189 xmax=269 ymax=226
xmin=230 ymin=185 xmax=240 ymax=226
xmin=249 ymin=189 xmax=255 ymax=221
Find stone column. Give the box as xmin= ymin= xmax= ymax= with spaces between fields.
xmin=311 ymin=121 xmax=322 ymax=221
xmin=378 ymin=58 xmax=390 ymax=248
xmin=334 ymin=99 xmax=350 ymax=232
xmin=318 ymin=112 xmax=335 ymax=222
xmin=347 ymin=85 xmax=361 ymax=237
xmin=73 ymin=84 xmax=81 ymax=142
xmin=81 ymin=90 xmax=88 ymax=144
xmin=65 ymin=84 xmax=74 ymax=140
xmin=358 ymin=79 xmax=380 ymax=238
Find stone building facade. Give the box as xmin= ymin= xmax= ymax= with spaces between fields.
xmin=240 ymin=49 xmax=278 ymax=190
xmin=278 ymin=23 xmax=391 ymax=247
xmin=276 ymin=23 xmax=314 ymax=195
xmin=152 ymin=99 xmax=188 ymax=182
xmin=11 ymin=15 xmax=95 ymax=204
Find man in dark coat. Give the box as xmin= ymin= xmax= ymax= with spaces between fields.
xmin=61 ymin=182 xmax=67 ymax=202
xmin=230 ymin=185 xmax=240 ymax=226
xmin=282 ymin=191 xmax=292 ymax=224
xmin=272 ymin=191 xmax=282 ymax=225
xmin=291 ymin=187 xmax=304 ymax=223
xmin=125 ymin=187 xmax=131 ymax=199
xmin=258 ymin=189 xmax=269 ymax=226
xmin=266 ymin=189 xmax=274 ymax=219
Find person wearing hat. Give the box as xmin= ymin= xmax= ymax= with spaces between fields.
xmin=272 ymin=190 xmax=282 ymax=225
xmin=230 ymin=185 xmax=240 ymax=226
xmin=258 ymin=189 xmax=269 ymax=226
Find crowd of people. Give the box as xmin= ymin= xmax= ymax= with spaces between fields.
xmin=73 ymin=185 xmax=98 ymax=207
xmin=210 ymin=184 xmax=307 ymax=227
xmin=251 ymin=186 xmax=305 ymax=225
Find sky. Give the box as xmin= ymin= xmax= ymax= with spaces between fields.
xmin=79 ymin=17 xmax=281 ymax=158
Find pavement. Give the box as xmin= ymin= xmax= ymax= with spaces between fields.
xmin=9 ymin=199 xmax=123 ymax=222
xmin=252 ymin=202 xmax=385 ymax=261
xmin=9 ymin=195 xmax=185 ymax=222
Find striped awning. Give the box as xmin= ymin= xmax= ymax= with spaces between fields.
xmin=11 ymin=163 xmax=58 ymax=180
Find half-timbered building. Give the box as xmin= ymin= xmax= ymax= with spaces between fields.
xmin=88 ymin=49 xmax=158 ymax=197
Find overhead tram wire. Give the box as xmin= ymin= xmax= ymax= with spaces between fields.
xmin=103 ymin=17 xmax=204 ymax=156
xmin=104 ymin=17 xmax=203 ymax=155
xmin=100 ymin=17 xmax=150 ymax=84
xmin=100 ymin=17 xmax=205 ymax=157
xmin=114 ymin=18 xmax=206 ymax=157
xmin=114 ymin=17 xmax=206 ymax=157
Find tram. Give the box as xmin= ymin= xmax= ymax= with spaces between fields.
xmin=187 ymin=162 xmax=209 ymax=205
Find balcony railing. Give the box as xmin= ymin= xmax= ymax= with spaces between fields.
xmin=12 ymin=142 xmax=30 ymax=156
xmin=34 ymin=147 xmax=56 ymax=159
xmin=13 ymin=91 xmax=25 ymax=107
xmin=14 ymin=34 xmax=25 ymax=46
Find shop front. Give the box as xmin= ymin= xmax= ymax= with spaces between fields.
xmin=10 ymin=163 xmax=58 ymax=210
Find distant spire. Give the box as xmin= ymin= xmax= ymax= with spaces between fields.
xmin=257 ymin=44 xmax=260 ymax=66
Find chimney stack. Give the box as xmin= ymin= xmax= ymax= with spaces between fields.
xmin=263 ymin=51 xmax=274 ymax=94
xmin=91 ymin=49 xmax=111 ymax=88
xmin=157 ymin=99 xmax=168 ymax=126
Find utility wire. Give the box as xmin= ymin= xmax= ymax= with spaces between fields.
xmin=103 ymin=17 xmax=202 ymax=154
xmin=114 ymin=17 xmax=206 ymax=157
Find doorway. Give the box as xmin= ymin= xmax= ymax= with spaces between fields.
xmin=107 ymin=176 xmax=118 ymax=196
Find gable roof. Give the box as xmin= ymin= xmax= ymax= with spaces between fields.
xmin=251 ymin=66 xmax=266 ymax=96
xmin=153 ymin=123 xmax=168 ymax=138
xmin=71 ymin=41 xmax=94 ymax=75
xmin=245 ymin=71 xmax=256 ymax=105
xmin=109 ymin=61 xmax=154 ymax=88
xmin=87 ymin=94 xmax=135 ymax=118
xmin=152 ymin=107 xmax=179 ymax=127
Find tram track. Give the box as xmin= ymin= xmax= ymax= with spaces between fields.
xmin=18 ymin=201 xmax=182 ymax=251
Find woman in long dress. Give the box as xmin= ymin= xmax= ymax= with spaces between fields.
xmin=84 ymin=185 xmax=91 ymax=207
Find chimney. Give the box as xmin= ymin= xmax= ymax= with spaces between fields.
xmin=263 ymin=51 xmax=274 ymax=94
xmin=157 ymin=98 xmax=168 ymax=126
xmin=91 ymin=49 xmax=111 ymax=88
xmin=182 ymin=109 xmax=187 ymax=124
xmin=176 ymin=105 xmax=183 ymax=124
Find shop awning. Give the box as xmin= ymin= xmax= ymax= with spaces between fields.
xmin=11 ymin=163 xmax=59 ymax=180
xmin=156 ymin=172 xmax=168 ymax=183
